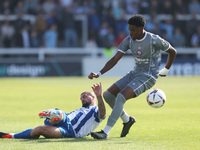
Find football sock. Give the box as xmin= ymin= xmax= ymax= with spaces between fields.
xmin=104 ymin=93 xmax=126 ymax=134
xmin=103 ymin=90 xmax=116 ymax=108
xmin=14 ymin=129 xmax=33 ymax=139
xmin=120 ymin=111 xmax=130 ymax=123
xmin=103 ymin=90 xmax=129 ymax=123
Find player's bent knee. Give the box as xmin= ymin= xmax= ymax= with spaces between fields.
xmin=103 ymin=91 xmax=110 ymax=102
xmin=33 ymin=125 xmax=45 ymax=134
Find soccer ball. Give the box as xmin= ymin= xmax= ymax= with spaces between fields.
xmin=146 ymin=89 xmax=166 ymax=108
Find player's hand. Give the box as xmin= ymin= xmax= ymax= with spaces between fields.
xmin=91 ymin=82 xmax=102 ymax=96
xmin=88 ymin=72 xmax=99 ymax=79
xmin=159 ymin=68 xmax=169 ymax=77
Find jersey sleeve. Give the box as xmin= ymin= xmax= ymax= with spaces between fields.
xmin=118 ymin=36 xmax=131 ymax=53
xmin=153 ymin=35 xmax=171 ymax=51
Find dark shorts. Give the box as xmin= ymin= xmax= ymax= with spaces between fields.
xmin=44 ymin=111 xmax=75 ymax=138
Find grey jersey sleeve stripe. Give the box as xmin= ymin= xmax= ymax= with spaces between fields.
xmin=118 ymin=49 xmax=126 ymax=53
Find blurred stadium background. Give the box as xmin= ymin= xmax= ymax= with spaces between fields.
xmin=0 ymin=0 xmax=200 ymax=77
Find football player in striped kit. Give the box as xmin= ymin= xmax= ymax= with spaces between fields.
xmin=0 ymin=83 xmax=106 ymax=139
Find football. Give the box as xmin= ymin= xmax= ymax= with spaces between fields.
xmin=146 ymin=89 xmax=166 ymax=108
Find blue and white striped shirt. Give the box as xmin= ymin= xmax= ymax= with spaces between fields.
xmin=66 ymin=106 xmax=104 ymax=138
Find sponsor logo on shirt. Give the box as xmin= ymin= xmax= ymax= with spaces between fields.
xmin=135 ymin=57 xmax=149 ymax=64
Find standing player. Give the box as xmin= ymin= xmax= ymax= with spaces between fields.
xmin=0 ymin=83 xmax=106 ymax=139
xmin=88 ymin=14 xmax=176 ymax=139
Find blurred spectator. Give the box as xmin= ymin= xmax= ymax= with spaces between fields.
xmin=46 ymin=11 xmax=58 ymax=28
xmin=126 ymin=1 xmax=139 ymax=15
xmin=0 ymin=0 xmax=198 ymax=49
xmin=98 ymin=21 xmax=109 ymax=47
xmin=14 ymin=12 xmax=27 ymax=33
xmin=191 ymin=24 xmax=200 ymax=47
xmin=173 ymin=13 xmax=185 ymax=32
xmin=59 ymin=0 xmax=72 ymax=7
xmin=71 ymin=1 xmax=82 ymax=15
xmin=26 ymin=0 xmax=39 ymax=15
xmin=188 ymin=0 xmax=200 ymax=14
xmin=54 ymin=1 xmax=64 ymax=41
xmin=172 ymin=27 xmax=186 ymax=47
xmin=185 ymin=12 xmax=200 ymax=46
xmin=42 ymin=0 xmax=57 ymax=14
xmin=88 ymin=0 xmax=96 ymax=9
xmin=0 ymin=1 xmax=12 ymax=15
xmin=149 ymin=0 xmax=160 ymax=14
xmin=115 ymin=31 xmax=126 ymax=47
xmin=62 ymin=6 xmax=78 ymax=47
xmin=103 ymin=46 xmax=115 ymax=58
xmin=174 ymin=0 xmax=188 ymax=14
xmin=102 ymin=9 xmax=116 ymax=31
xmin=105 ymin=27 xmax=115 ymax=48
xmin=122 ymin=0 xmax=139 ymax=10
xmin=30 ymin=27 xmax=42 ymax=47
xmin=34 ymin=12 xmax=46 ymax=35
xmin=15 ymin=23 xmax=31 ymax=48
xmin=160 ymin=0 xmax=174 ymax=15
xmin=145 ymin=13 xmax=158 ymax=33
xmin=115 ymin=12 xmax=127 ymax=35
xmin=43 ymin=24 xmax=58 ymax=48
xmin=160 ymin=19 xmax=174 ymax=43
xmin=153 ymin=24 xmax=162 ymax=36
xmin=87 ymin=8 xmax=101 ymax=34
xmin=14 ymin=1 xmax=27 ymax=14
xmin=0 ymin=20 xmax=15 ymax=47
xmin=139 ymin=0 xmax=150 ymax=14
xmin=97 ymin=0 xmax=112 ymax=20
xmin=80 ymin=1 xmax=90 ymax=14
xmin=112 ymin=1 xmax=124 ymax=20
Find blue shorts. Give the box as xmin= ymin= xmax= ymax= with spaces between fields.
xmin=44 ymin=111 xmax=75 ymax=138
xmin=115 ymin=70 xmax=157 ymax=97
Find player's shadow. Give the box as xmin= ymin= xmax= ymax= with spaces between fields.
xmin=18 ymin=137 xmax=107 ymax=143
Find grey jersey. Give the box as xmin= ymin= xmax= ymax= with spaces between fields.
xmin=118 ymin=31 xmax=170 ymax=78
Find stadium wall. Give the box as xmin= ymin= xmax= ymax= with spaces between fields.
xmin=0 ymin=48 xmax=200 ymax=77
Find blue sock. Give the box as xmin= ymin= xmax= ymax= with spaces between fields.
xmin=14 ymin=129 xmax=33 ymax=139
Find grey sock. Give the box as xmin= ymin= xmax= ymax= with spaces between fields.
xmin=103 ymin=90 xmax=127 ymax=118
xmin=107 ymin=93 xmax=126 ymax=127
xmin=103 ymin=90 xmax=116 ymax=108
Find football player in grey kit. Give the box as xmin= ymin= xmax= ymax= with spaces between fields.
xmin=88 ymin=14 xmax=176 ymax=139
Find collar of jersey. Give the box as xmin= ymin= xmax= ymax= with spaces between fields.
xmin=135 ymin=31 xmax=147 ymax=42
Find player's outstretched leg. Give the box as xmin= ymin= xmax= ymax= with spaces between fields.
xmin=120 ymin=116 xmax=136 ymax=137
xmin=91 ymin=130 xmax=107 ymax=139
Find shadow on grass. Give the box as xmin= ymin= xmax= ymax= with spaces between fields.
xmin=15 ymin=136 xmax=133 ymax=145
xmin=17 ymin=137 xmax=108 ymax=143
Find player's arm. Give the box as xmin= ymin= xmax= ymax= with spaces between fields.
xmin=159 ymin=46 xmax=177 ymax=77
xmin=91 ymin=82 xmax=106 ymax=119
xmin=88 ymin=51 xmax=124 ymax=79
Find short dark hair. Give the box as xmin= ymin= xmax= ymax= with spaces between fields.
xmin=128 ymin=14 xmax=146 ymax=27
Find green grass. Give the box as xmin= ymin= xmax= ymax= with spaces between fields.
xmin=0 ymin=76 xmax=200 ymax=150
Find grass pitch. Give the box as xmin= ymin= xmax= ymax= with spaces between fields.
xmin=0 ymin=76 xmax=200 ymax=150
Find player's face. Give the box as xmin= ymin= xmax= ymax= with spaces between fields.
xmin=128 ymin=24 xmax=144 ymax=40
xmin=80 ymin=92 xmax=93 ymax=107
